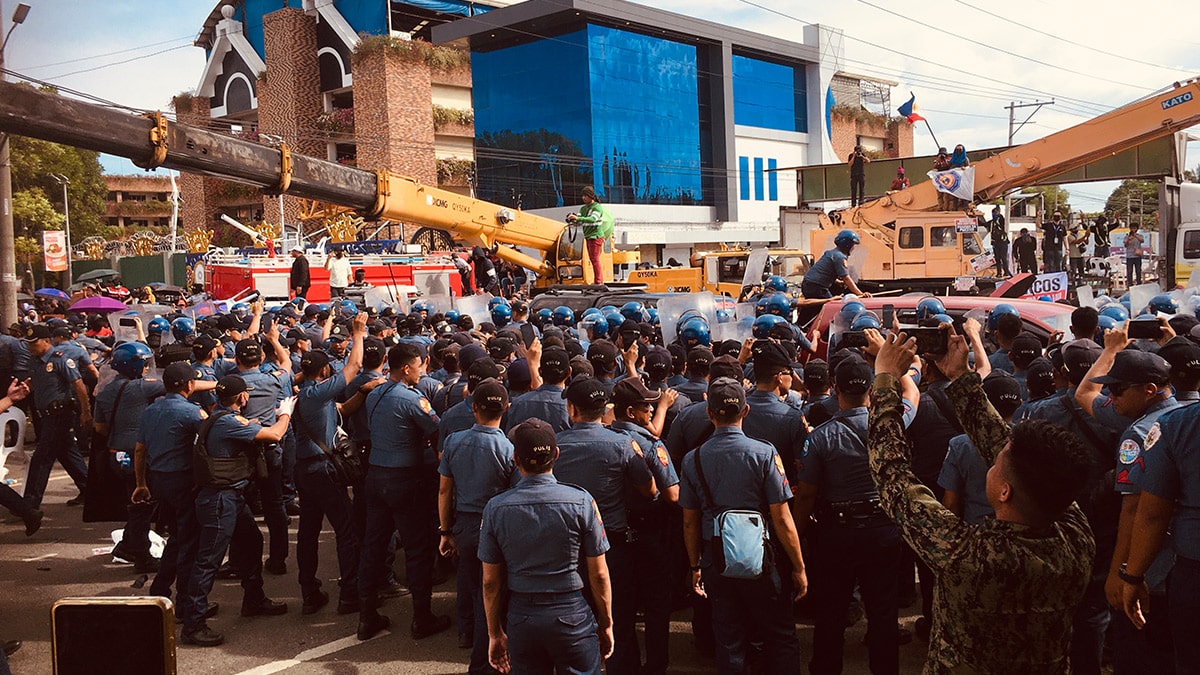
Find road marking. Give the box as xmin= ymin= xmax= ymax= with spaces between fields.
xmin=234 ymin=631 xmax=388 ymax=675
xmin=22 ymin=553 xmax=57 ymax=562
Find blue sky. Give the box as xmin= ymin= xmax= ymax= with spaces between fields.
xmin=3 ymin=0 xmax=1198 ymax=211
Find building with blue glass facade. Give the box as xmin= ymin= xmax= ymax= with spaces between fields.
xmin=435 ymin=0 xmax=849 ymax=259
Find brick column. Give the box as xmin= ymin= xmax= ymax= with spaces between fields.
xmin=258 ymin=7 xmax=324 ymax=228
xmin=354 ymin=45 xmax=438 ymax=241
xmin=173 ymin=95 xmax=217 ymax=238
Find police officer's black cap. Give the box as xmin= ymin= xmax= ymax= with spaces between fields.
xmin=163 ymin=362 xmax=202 ymax=390
xmin=564 ymin=339 xmax=585 ymax=359
xmin=542 ymin=326 xmax=565 ymax=341
xmin=363 ymin=337 xmax=386 ymax=361
xmin=639 ymin=322 xmax=655 ymax=339
xmin=1026 ymin=357 xmax=1057 ymax=399
xmin=22 ymin=324 xmax=50 ymax=342
xmin=768 ymin=322 xmax=794 ymax=341
xmin=562 ymin=376 xmax=609 ymax=412
xmin=587 ymin=339 xmax=619 ymax=370
xmin=569 ymin=355 xmax=594 ymax=378
xmin=804 ymin=359 xmax=830 ymax=386
xmin=369 ymin=320 xmax=390 ymax=335
xmin=1089 ymin=349 xmax=1170 ymax=386
xmin=687 ymin=346 xmax=714 ymax=370
xmin=612 ymin=377 xmax=661 ymax=409
xmin=473 ymin=377 xmax=510 ymax=412
xmin=218 ymin=314 xmax=242 ymax=331
xmin=715 ymin=339 xmax=742 ymax=359
xmin=507 ymin=358 xmax=532 ymax=390
xmin=328 ymin=323 xmax=350 ymax=342
xmin=488 ymin=336 xmax=516 ymax=360
xmin=285 ymin=328 xmax=309 ymax=344
xmin=51 ymin=326 xmax=72 ymax=339
xmin=304 ymin=304 xmax=321 ymax=317
xmin=707 ymin=377 xmax=747 ymax=417
xmin=619 ymin=318 xmax=641 ymax=339
xmin=441 ymin=343 xmax=461 ymax=367
xmin=834 ymin=357 xmax=874 ymax=396
xmin=1169 ymin=314 xmax=1199 ymax=337
xmin=667 ymin=342 xmax=686 ymax=368
xmin=192 ymin=334 xmax=219 ymax=354
xmin=709 ymin=355 xmax=744 ymax=382
xmin=277 ymin=304 xmax=301 ymax=319
xmin=1154 ymin=338 xmax=1200 ymax=379
xmin=479 ymin=321 xmax=496 ymax=334
xmin=215 ymin=374 xmax=253 ymax=398
xmin=539 ymin=347 xmax=571 ymax=382
xmin=1011 ymin=333 xmax=1042 ymax=360
xmin=1061 ymin=339 xmax=1102 ymax=375
xmin=509 ymin=419 xmax=557 ymax=469
xmin=467 ymin=358 xmax=506 ymax=390
xmin=643 ymin=346 xmax=673 ymax=380
xmin=752 ymin=339 xmax=792 ymax=376
xmin=300 ymin=350 xmax=331 ymax=375
xmin=981 ymin=370 xmax=1023 ymax=414
xmin=511 ymin=300 xmax=528 ymax=315
xmin=235 ymin=338 xmax=263 ymax=361
xmin=458 ymin=343 xmax=488 ymax=372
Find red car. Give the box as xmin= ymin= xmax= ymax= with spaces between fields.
xmin=809 ymin=293 xmax=1075 ymax=361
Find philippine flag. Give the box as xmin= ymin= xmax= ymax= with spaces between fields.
xmin=898 ymin=93 xmax=926 ymax=124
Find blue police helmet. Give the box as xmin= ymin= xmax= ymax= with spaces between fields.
xmin=753 ymin=314 xmax=787 ymax=339
xmin=834 ymin=229 xmax=861 ymax=252
xmin=716 ymin=308 xmax=732 ymax=324
xmin=765 ymin=275 xmax=788 ymax=293
xmin=850 ymin=312 xmax=883 ymax=331
xmin=764 ymin=293 xmax=791 ymax=317
xmin=988 ymin=303 xmax=1020 ymax=331
xmin=445 ymin=309 xmax=462 ymax=323
xmin=491 ymin=303 xmax=513 ymax=326
xmin=231 ymin=302 xmax=250 ymax=320
xmin=1148 ymin=293 xmax=1180 ymax=315
xmin=1099 ymin=304 xmax=1128 ymax=323
xmin=1037 ymin=295 xmax=1054 ymax=302
xmin=647 ymin=307 xmax=659 ymax=325
xmin=170 ymin=316 xmax=196 ymax=341
xmin=111 ymin=341 xmax=153 ymax=378
xmin=1095 ymin=315 xmax=1118 ymax=345
xmin=679 ymin=316 xmax=711 ymax=348
xmin=581 ymin=307 xmax=603 ymax=320
xmin=599 ymin=305 xmax=618 ymax=315
xmin=552 ymin=305 xmax=575 ymax=326
xmin=620 ymin=301 xmax=646 ymax=322
xmin=412 ymin=299 xmax=434 ymax=314
xmin=930 ymin=313 xmax=954 ymax=325
xmin=582 ymin=315 xmax=609 ymax=339
xmin=488 ymin=296 xmax=509 ymax=311
xmin=534 ymin=308 xmax=552 ymax=325
xmin=603 ymin=309 xmax=625 ymax=332
xmin=915 ymin=297 xmax=946 ymax=321
xmin=147 ymin=316 xmax=170 ymax=335
xmin=338 ymin=298 xmax=358 ymax=319
xmin=755 ymin=295 xmax=771 ymax=317
xmin=838 ymin=300 xmax=866 ymax=325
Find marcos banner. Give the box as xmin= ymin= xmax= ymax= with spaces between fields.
xmin=43 ymin=230 xmax=68 ymax=273
xmin=1020 ymin=272 xmax=1068 ymax=301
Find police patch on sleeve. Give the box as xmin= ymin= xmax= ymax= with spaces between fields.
xmin=235 ymin=415 xmax=250 ymax=426
xmin=656 ymin=445 xmax=670 ymax=467
xmin=1118 ymin=439 xmax=1141 ymax=465
xmin=592 ymin=500 xmax=603 ymax=525
xmin=65 ymin=359 xmax=76 ymax=369
xmin=1144 ymin=423 xmax=1162 ymax=451
xmin=631 ymin=438 xmax=643 ymax=457
xmin=418 ymin=397 xmax=433 ymax=414
xmin=46 ymin=362 xmax=54 ymax=372
xmin=774 ymin=454 xmax=786 ymax=476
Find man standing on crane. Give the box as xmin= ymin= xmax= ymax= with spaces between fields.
xmin=847 ymin=145 xmax=870 ymax=207
xmin=567 ymin=186 xmax=613 ymax=285
xmin=290 ymin=246 xmax=311 ymax=300
xmin=799 ymin=230 xmax=870 ymax=327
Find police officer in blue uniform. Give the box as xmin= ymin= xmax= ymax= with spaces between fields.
xmin=679 ymin=377 xmax=807 ymax=673
xmin=233 ymin=331 xmax=292 ymax=574
xmin=479 ymin=419 xmax=613 ymax=674
xmin=795 ymin=357 xmax=903 ymax=675
xmin=439 ymin=359 xmax=506 ymax=451
xmin=437 ymin=378 xmax=518 ymax=674
xmin=505 ymin=346 xmax=571 ymax=433
xmin=674 ymin=347 xmax=713 ymax=403
xmin=23 ymin=324 xmax=90 ymax=509
xmin=555 ymin=376 xmax=656 ymax=673
xmin=132 ymin=362 xmax=208 ymax=602
xmin=745 ymin=340 xmax=809 ymax=488
xmin=799 ymin=229 xmax=869 ymax=327
xmin=181 ymin=374 xmax=293 ymax=647
xmin=610 ymin=378 xmax=680 ymax=675
xmin=292 ymin=311 xmax=381 ymax=615
xmin=94 ymin=341 xmax=166 ymax=571
xmin=357 ymin=342 xmax=451 ymax=642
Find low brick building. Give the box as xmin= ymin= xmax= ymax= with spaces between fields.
xmin=104 ymin=175 xmax=174 ymax=230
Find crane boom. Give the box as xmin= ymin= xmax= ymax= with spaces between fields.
xmin=839 ymin=78 xmax=1200 ymax=231
xmin=0 ymin=81 xmax=591 ymax=281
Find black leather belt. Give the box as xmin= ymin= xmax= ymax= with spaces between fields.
xmin=36 ymin=399 xmax=76 ymax=416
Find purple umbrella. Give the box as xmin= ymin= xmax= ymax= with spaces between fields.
xmin=69 ymin=296 xmax=128 ymax=313
xmin=35 ymin=287 xmax=70 ymax=301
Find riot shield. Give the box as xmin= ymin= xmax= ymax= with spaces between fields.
xmin=1075 ymin=284 xmax=1095 ymax=308
xmin=1129 ymin=282 xmax=1160 ymax=317
xmin=741 ymin=248 xmax=771 ymax=289
xmin=454 ymin=293 xmax=495 ymax=330
xmin=658 ymin=292 xmax=717 ymax=347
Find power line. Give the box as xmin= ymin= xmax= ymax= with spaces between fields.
xmin=47 ymin=44 xmax=193 ymax=79
xmin=22 ymin=35 xmax=196 ymax=71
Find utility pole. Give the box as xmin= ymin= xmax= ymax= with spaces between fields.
xmin=51 ymin=173 xmax=71 ymax=287
xmin=0 ymin=2 xmax=32 ymax=326
xmin=1005 ymin=100 xmax=1054 ymax=226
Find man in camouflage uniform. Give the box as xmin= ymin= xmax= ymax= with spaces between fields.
xmin=869 ymin=328 xmax=1095 ymax=673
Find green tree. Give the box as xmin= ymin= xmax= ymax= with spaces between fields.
xmin=12 ymin=188 xmax=64 ymax=234
xmin=14 ymin=236 xmax=41 ymax=275
xmin=1021 ymin=185 xmax=1072 ymax=217
xmin=1105 ymin=179 xmax=1159 ymax=230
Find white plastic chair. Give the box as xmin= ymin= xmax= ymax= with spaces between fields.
xmin=0 ymin=407 xmax=28 ymax=483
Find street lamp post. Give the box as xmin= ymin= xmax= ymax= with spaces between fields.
xmin=52 ymin=173 xmax=71 ymax=288
xmin=0 ymin=1 xmax=31 ymax=326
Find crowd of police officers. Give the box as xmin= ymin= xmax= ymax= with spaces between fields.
xmin=6 ymin=256 xmax=1200 ymax=674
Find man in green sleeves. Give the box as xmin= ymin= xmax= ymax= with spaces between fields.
xmin=567 ymin=186 xmax=613 ymax=284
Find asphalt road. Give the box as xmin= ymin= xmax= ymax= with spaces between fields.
xmin=1 ymin=450 xmax=931 ymax=674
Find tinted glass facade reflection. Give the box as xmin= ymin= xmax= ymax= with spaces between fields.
xmin=472 ymin=24 xmax=709 ymax=209
xmin=732 ymin=54 xmax=807 ymax=133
